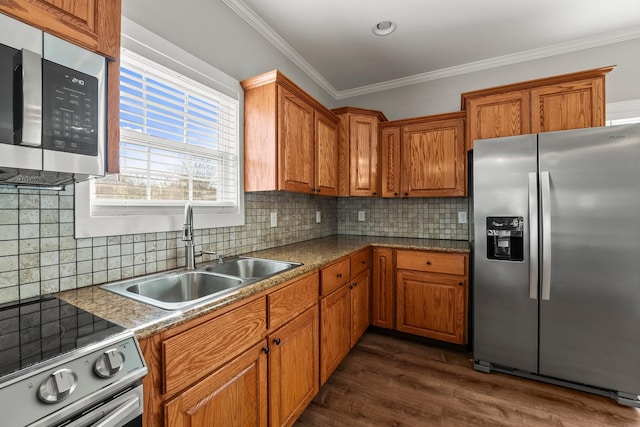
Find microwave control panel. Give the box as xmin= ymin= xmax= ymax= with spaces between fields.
xmin=42 ymin=59 xmax=99 ymax=156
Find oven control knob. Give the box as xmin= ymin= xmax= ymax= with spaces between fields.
xmin=94 ymin=348 xmax=125 ymax=378
xmin=38 ymin=368 xmax=78 ymax=403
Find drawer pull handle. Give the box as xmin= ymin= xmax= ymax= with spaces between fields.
xmin=337 ymin=273 xmax=343 ymax=278
xmin=274 ymin=338 xmax=281 ymax=345
xmin=360 ymin=260 xmax=366 ymax=264
xmin=458 ymin=282 xmax=463 ymax=286
xmin=425 ymin=261 xmax=432 ymax=265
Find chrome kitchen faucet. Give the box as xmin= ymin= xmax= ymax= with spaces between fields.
xmin=183 ymin=203 xmax=223 ymax=269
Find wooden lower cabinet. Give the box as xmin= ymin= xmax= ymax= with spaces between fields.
xmin=396 ymin=270 xmax=467 ymax=344
xmin=372 ymin=248 xmax=395 ymax=328
xmin=350 ymin=269 xmax=370 ymax=345
xmin=269 ymin=306 xmax=319 ymax=427
xmin=164 ymin=340 xmax=268 ymax=427
xmin=320 ymin=284 xmax=351 ymax=384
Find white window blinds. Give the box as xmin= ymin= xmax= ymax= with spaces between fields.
xmin=93 ymin=49 xmax=239 ymax=208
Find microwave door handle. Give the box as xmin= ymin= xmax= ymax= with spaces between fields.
xmin=14 ymin=49 xmax=42 ymax=147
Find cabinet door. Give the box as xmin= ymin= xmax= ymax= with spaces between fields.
xmin=320 ymin=285 xmax=351 ymax=384
xmin=315 ymin=111 xmax=339 ymax=196
xmin=465 ymin=90 xmax=531 ymax=150
xmin=396 ymin=271 xmax=467 ymax=344
xmin=349 ymin=114 xmax=379 ymax=196
xmin=350 ymin=269 xmax=370 ymax=347
xmin=269 ymin=306 xmax=319 ymax=427
xmin=0 ymin=0 xmax=121 ymax=59
xmin=380 ymin=126 xmax=401 ymax=198
xmin=278 ymin=86 xmax=315 ymax=193
xmin=530 ymin=78 xmax=605 ymax=133
xmin=401 ymin=118 xmax=465 ymax=197
xmin=372 ymin=248 xmax=395 ymax=329
xmin=164 ymin=341 xmax=268 ymax=427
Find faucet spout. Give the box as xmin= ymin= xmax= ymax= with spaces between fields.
xmin=183 ymin=203 xmax=197 ymax=270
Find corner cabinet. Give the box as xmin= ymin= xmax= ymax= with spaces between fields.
xmin=242 ymin=70 xmax=339 ymax=195
xmin=332 ymin=107 xmax=387 ymax=197
xmin=462 ymin=66 xmax=614 ymax=150
xmin=372 ymin=248 xmax=469 ymax=345
xmin=379 ymin=112 xmax=466 ymax=198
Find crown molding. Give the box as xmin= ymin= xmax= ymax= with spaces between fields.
xmin=223 ymin=0 xmax=640 ymax=101
xmin=221 ymin=0 xmax=339 ymax=98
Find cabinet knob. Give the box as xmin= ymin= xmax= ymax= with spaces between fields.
xmin=404 ymin=192 xmax=409 ymax=196
xmin=317 ymin=189 xmax=321 ymax=193
xmin=394 ymin=193 xmax=399 ymax=196
xmin=337 ymin=273 xmax=343 ymax=279
xmin=274 ymin=338 xmax=281 ymax=345
xmin=360 ymin=260 xmax=366 ymax=264
xmin=373 ymin=192 xmax=377 ymax=195
xmin=425 ymin=261 xmax=432 ymax=265
xmin=262 ymin=347 xmax=270 ymax=354
xmin=352 ymin=281 xmax=358 ymax=287
xmin=348 ymin=285 xmax=353 ymax=290
xmin=458 ymin=282 xmax=464 ymax=286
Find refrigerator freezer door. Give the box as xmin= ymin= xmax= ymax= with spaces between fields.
xmin=473 ymin=134 xmax=538 ymax=373
xmin=538 ymin=124 xmax=640 ymax=395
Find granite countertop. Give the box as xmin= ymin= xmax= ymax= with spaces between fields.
xmin=57 ymin=235 xmax=469 ymax=339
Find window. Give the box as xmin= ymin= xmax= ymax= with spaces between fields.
xmin=76 ymin=19 xmax=244 ymax=238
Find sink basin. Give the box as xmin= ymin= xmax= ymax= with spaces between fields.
xmin=202 ymin=257 xmax=301 ymax=279
xmin=102 ymin=271 xmax=247 ymax=311
xmin=101 ymin=257 xmax=302 ymax=311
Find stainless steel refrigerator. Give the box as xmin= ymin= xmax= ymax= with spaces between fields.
xmin=473 ymin=123 xmax=640 ymax=407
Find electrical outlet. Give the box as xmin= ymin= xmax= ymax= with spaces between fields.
xmin=358 ymin=211 xmax=365 ymax=222
xmin=316 ymin=211 xmax=321 ymax=223
xmin=270 ymin=212 xmax=277 ymax=227
xmin=458 ymin=211 xmax=467 ymax=224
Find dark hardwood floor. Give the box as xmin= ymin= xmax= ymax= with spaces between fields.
xmin=295 ymin=331 xmax=640 ymax=427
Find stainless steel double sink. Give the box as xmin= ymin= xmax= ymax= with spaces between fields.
xmin=101 ymin=257 xmax=302 ymax=311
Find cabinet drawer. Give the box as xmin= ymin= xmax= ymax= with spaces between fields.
xmin=320 ymin=257 xmax=350 ymax=296
xmin=162 ymin=298 xmax=267 ymax=395
xmin=396 ymin=250 xmax=466 ymax=276
xmin=350 ymin=249 xmax=370 ymax=277
xmin=268 ymin=272 xmax=319 ymax=331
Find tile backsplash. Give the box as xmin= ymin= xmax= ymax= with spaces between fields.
xmin=0 ymin=187 xmax=337 ymax=304
xmin=0 ymin=186 xmax=469 ymax=304
xmin=338 ymin=197 xmax=469 ymax=240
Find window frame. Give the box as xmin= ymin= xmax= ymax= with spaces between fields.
xmin=75 ymin=17 xmax=244 ymax=239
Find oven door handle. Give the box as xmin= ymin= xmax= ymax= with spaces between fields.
xmin=90 ymin=394 xmax=140 ymax=427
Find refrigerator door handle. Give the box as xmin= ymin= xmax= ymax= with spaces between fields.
xmin=528 ymin=172 xmax=538 ymax=300
xmin=541 ymin=171 xmax=551 ymax=300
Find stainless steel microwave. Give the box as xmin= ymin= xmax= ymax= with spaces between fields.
xmin=0 ymin=12 xmax=106 ymax=187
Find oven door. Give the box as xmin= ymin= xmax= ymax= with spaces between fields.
xmin=47 ymin=384 xmax=143 ymax=427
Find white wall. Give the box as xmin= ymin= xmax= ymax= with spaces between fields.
xmin=339 ymin=38 xmax=640 ymax=120
xmin=121 ymin=0 xmax=338 ymax=108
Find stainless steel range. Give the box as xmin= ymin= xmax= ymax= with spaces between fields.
xmin=0 ymin=295 xmax=147 ymax=426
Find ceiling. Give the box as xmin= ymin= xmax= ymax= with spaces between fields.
xmin=222 ymin=0 xmax=640 ymax=99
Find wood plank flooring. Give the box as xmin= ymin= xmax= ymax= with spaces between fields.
xmin=295 ymin=331 xmax=640 ymax=427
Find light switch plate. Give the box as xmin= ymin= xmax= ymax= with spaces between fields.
xmin=458 ymin=211 xmax=467 ymax=224
xmin=358 ymin=211 xmax=365 ymax=222
xmin=316 ymin=211 xmax=321 ymax=223
xmin=270 ymin=212 xmax=277 ymax=227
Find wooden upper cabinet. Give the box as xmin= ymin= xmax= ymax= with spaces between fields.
xmin=462 ymin=66 xmax=614 ymax=150
xmin=241 ymin=70 xmax=339 ymax=195
xmin=464 ymin=90 xmax=531 ymax=151
xmin=531 ymin=78 xmax=605 ymax=133
xmin=314 ymin=111 xmax=339 ymax=196
xmin=278 ymin=86 xmax=315 ymax=193
xmin=380 ymin=112 xmax=466 ymax=198
xmin=332 ymin=107 xmax=387 ymax=197
xmin=0 ymin=0 xmax=121 ymax=60
xmin=380 ymin=126 xmax=401 ymax=198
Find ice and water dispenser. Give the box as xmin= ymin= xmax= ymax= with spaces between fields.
xmin=486 ymin=217 xmax=524 ymax=261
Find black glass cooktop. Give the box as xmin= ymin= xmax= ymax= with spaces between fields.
xmin=0 ymin=295 xmax=126 ymax=378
